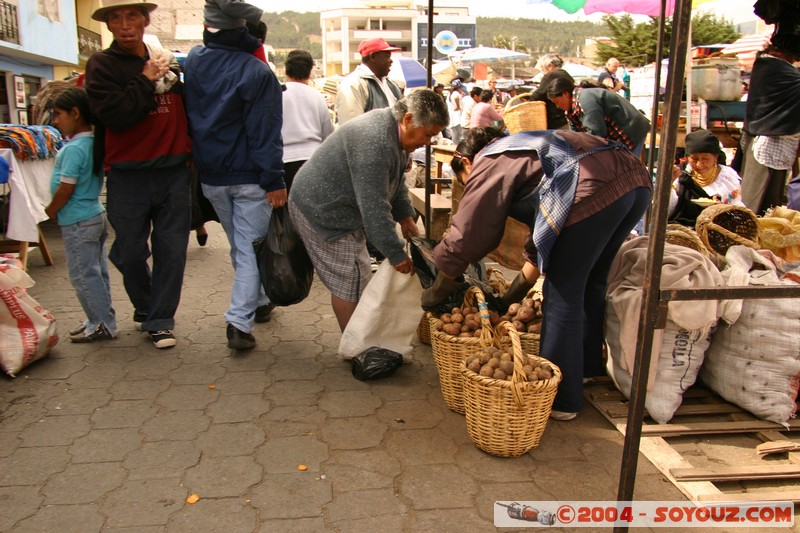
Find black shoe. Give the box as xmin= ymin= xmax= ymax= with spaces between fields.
xmin=254 ymin=303 xmax=275 ymax=324
xmin=196 ymin=231 xmax=208 ymax=246
xmin=149 ymin=330 xmax=176 ymax=349
xmin=133 ymin=310 xmax=147 ymax=331
xmin=71 ymin=323 xmax=116 ymax=343
xmin=227 ymin=324 xmax=256 ymax=350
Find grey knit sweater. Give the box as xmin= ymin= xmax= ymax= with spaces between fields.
xmin=289 ymin=108 xmax=415 ymax=265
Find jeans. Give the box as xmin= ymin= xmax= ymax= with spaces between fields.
xmin=106 ymin=164 xmax=191 ymax=331
xmin=61 ymin=213 xmax=117 ymax=335
xmin=541 ymin=187 xmax=652 ymax=413
xmin=202 ymin=183 xmax=271 ymax=333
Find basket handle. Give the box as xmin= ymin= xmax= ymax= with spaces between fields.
xmin=495 ymin=320 xmax=528 ymax=408
xmin=504 ymin=93 xmax=531 ymax=113
xmin=464 ymin=285 xmax=495 ymax=347
xmin=487 ymin=267 xmax=510 ymax=296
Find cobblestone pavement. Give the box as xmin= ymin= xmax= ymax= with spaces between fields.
xmin=1 ymin=223 xmax=785 ymax=532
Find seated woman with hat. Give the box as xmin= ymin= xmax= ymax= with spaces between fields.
xmin=668 ymin=129 xmax=745 ymax=227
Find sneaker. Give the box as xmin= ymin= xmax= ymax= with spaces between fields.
xmin=68 ymin=323 xmax=87 ymax=337
xmin=149 ymin=330 xmax=176 ymax=349
xmin=71 ymin=323 xmax=116 ymax=343
xmin=133 ymin=310 xmax=147 ymax=331
xmin=370 ymin=257 xmax=380 ymax=272
xmin=549 ymin=410 xmax=578 ymax=421
xmin=254 ymin=303 xmax=275 ymax=324
xmin=226 ymin=324 xmax=256 ymax=350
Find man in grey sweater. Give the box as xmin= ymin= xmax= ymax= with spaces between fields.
xmin=289 ymin=90 xmax=449 ymax=331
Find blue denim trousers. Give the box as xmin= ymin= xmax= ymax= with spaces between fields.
xmin=106 ymin=164 xmax=191 ymax=331
xmin=202 ymin=183 xmax=271 ymax=333
xmin=61 ymin=212 xmax=117 ymax=335
xmin=540 ymin=187 xmax=652 ymax=413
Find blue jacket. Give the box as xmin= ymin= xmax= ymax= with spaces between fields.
xmin=184 ymin=44 xmax=285 ymax=192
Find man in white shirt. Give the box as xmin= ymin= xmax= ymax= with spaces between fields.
xmin=447 ymin=79 xmax=467 ymax=144
xmin=460 ymin=87 xmax=482 ymax=131
xmin=336 ymin=38 xmax=403 ymax=125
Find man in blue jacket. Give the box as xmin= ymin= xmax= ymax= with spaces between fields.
xmin=184 ymin=29 xmax=286 ymax=350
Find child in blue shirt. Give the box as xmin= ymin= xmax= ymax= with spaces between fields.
xmin=45 ymin=87 xmax=117 ymax=343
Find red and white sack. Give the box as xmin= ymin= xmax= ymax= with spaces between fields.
xmin=0 ymin=264 xmax=58 ymax=376
xmin=701 ymin=247 xmax=800 ymax=425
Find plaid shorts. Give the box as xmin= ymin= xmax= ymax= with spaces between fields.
xmin=288 ymin=201 xmax=371 ymax=302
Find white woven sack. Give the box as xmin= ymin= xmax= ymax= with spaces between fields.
xmin=606 ymin=309 xmax=711 ymax=424
xmin=0 ymin=265 xmax=59 ymax=376
xmin=701 ymin=246 xmax=800 ymax=424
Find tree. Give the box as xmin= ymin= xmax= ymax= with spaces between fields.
xmin=596 ymin=13 xmax=740 ymax=68
xmin=492 ymin=34 xmax=528 ymax=54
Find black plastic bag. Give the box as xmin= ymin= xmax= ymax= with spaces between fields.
xmin=351 ymin=347 xmax=404 ymax=380
xmin=253 ymin=206 xmax=313 ymax=306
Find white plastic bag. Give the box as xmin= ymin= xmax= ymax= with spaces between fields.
xmin=0 ymin=264 xmax=58 ymax=376
xmin=338 ymin=260 xmax=423 ymax=363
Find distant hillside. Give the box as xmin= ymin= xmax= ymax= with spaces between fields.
xmin=264 ymin=10 xmax=608 ymax=62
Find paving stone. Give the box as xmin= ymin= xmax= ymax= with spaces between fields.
xmin=12 ymin=503 xmax=105 ymax=533
xmin=123 ymin=354 xmax=181 ymax=380
xmin=0 ymin=431 xmax=20 ymax=457
xmin=206 ymin=393 xmax=271 ymax=423
xmin=90 ymin=400 xmax=159 ymax=429
xmin=100 ymin=478 xmax=185 ymax=528
xmin=323 ymin=449 xmax=401 ymax=492
xmin=195 ymin=422 xmax=265 ymax=457
xmin=259 ymin=406 xmax=326 ymax=437
xmin=398 ymin=464 xmax=477 ymax=510
xmin=532 ymin=422 xmax=598 ymax=462
xmin=176 ymin=344 xmax=227 ymax=365
xmin=44 ymin=388 xmax=111 ymax=415
xmin=256 ymin=434 xmax=329 ymax=473
xmin=140 ymin=410 xmax=210 ymax=441
xmin=321 ymin=417 xmax=388 ymax=450
xmin=330 ymin=512 xmax=408 ymax=533
xmin=414 ymin=508 xmax=494 ymax=532
xmin=168 ymin=362 xmax=227 ymax=385
xmin=183 ymin=455 xmax=262 ymax=498
xmin=318 ymin=390 xmax=382 ymax=418
xmin=267 ymin=358 xmax=323 ymax=381
xmin=0 ymin=486 xmax=42 ymax=531
xmin=270 ymin=340 xmax=323 ymax=360
xmin=249 ymin=473 xmax=332 ymax=519
xmin=69 ymin=428 xmax=142 ymax=463
xmin=0 ymin=446 xmax=69 ymax=486
xmin=259 ymin=517 xmax=327 ymax=532
xmin=220 ymin=351 xmax=272 ymax=372
xmin=123 ymin=440 xmax=201 ymax=479
xmin=317 ymin=367 xmax=371 ymax=391
xmin=64 ymin=361 xmax=128 ymax=388
xmin=370 ymin=370 xmax=440 ymax=401
xmin=167 ymin=498 xmax=257 ymax=532
xmin=525 ymin=459 xmax=617 ymax=500
xmin=475 ymin=481 xmax=552 ymax=521
xmin=263 ymin=380 xmax=323 ymax=407
xmin=273 ymin=325 xmax=322 ymax=343
xmin=213 ymin=371 xmax=272 ymax=395
xmin=375 ymin=399 xmax=444 ymax=429
xmin=24 ymin=357 xmax=86 ymax=380
xmin=385 ymin=428 xmax=459 ymax=465
xmin=155 ymin=384 xmax=220 ymax=411
xmin=108 ymin=379 xmax=171 ymax=401
xmin=454 ymin=445 xmax=538 ymax=483
xmin=326 ymin=487 xmax=408 ymax=522
xmin=42 ymin=462 xmax=126 ymax=504
xmin=18 ymin=414 xmax=91 ymax=447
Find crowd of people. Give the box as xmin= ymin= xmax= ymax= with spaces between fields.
xmin=43 ymin=0 xmax=799 ymax=421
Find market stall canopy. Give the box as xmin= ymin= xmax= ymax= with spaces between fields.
xmin=389 ymin=56 xmax=429 ymax=88
xmin=450 ymin=46 xmax=530 ymax=64
xmin=721 ymin=29 xmax=773 ymax=72
xmin=531 ymin=62 xmax=599 ymax=84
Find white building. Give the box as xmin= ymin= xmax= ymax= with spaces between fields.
xmin=320 ymin=0 xmax=476 ymax=76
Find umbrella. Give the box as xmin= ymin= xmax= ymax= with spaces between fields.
xmin=530 ymin=62 xmax=598 ymax=84
xmin=388 ymin=56 xmax=429 ymax=88
xmin=526 ymin=0 xmax=675 ymax=16
xmin=721 ymin=29 xmax=773 ymax=72
xmin=450 ymin=46 xmax=530 ymax=65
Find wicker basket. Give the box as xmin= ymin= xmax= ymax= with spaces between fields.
xmin=489 ymin=272 xmax=542 ymax=356
xmin=430 ymin=286 xmax=494 ymax=414
xmin=695 ymin=204 xmax=760 ymax=259
xmin=664 ymin=224 xmax=708 ymax=256
xmin=416 ymin=311 xmax=431 ymax=345
xmin=461 ymin=321 xmax=561 ymax=457
xmin=503 ymin=95 xmax=547 ymax=135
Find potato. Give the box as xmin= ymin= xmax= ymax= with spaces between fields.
xmin=493 ymin=369 xmax=507 ymax=380
xmin=443 ymin=323 xmax=461 ymax=336
xmin=526 ymin=371 xmax=538 ymax=381
xmin=461 ymin=319 xmax=477 ymax=331
xmin=434 ymin=321 xmax=443 ymax=331
xmin=441 ymin=313 xmax=452 ymax=324
xmin=522 ymin=364 xmax=533 ymax=375
xmin=487 ymin=357 xmax=500 ymax=369
xmin=451 ymin=313 xmax=464 ymax=324
xmin=461 ymin=324 xmax=471 ymax=333
xmin=499 ymin=352 xmax=511 ymax=362
xmin=468 ymin=360 xmax=481 ymax=373
xmin=512 ymin=320 xmax=525 ymax=331
xmin=516 ymin=306 xmax=535 ymax=323
xmin=527 ymin=322 xmax=542 ymax=334
xmin=479 ymin=353 xmax=491 ymax=365
xmin=499 ymin=360 xmax=514 ymax=375
xmin=465 ymin=354 xmax=476 ymax=365
xmin=522 ymin=298 xmax=535 ymax=308
xmin=458 ymin=332 xmax=472 ymax=338
xmin=489 ymin=312 xmax=502 ymax=326
xmin=479 ymin=365 xmax=495 ymax=377
xmin=472 ymin=330 xmax=482 ymax=337
xmin=508 ymin=303 xmax=521 ymax=317
xmin=539 ymin=367 xmax=553 ymax=380
xmin=451 ymin=307 xmax=461 ymax=315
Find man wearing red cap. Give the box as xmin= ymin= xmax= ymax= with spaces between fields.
xmin=336 ymin=38 xmax=404 ymax=125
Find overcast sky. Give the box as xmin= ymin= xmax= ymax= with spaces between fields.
xmin=251 ymin=0 xmax=758 ymax=23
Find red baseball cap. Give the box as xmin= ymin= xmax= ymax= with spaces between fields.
xmin=358 ymin=38 xmax=401 ymax=58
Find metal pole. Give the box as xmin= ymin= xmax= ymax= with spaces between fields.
xmin=511 ymin=36 xmax=518 ymax=80
xmin=614 ymin=0 xmax=693 ymax=529
xmin=423 ymin=0 xmax=434 ymax=238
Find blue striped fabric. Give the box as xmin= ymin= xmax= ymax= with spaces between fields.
xmin=478 ymin=130 xmax=623 ymax=271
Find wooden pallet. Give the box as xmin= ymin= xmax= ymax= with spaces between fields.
xmin=585 ymin=377 xmax=800 ymax=503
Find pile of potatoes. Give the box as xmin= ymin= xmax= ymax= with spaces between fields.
xmin=464 ymin=345 xmax=555 ymax=382
xmin=488 ymin=297 xmax=543 ymax=334
xmin=434 ymin=304 xmax=485 ymax=338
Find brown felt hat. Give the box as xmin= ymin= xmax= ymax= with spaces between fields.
xmin=92 ymin=0 xmax=157 ymax=22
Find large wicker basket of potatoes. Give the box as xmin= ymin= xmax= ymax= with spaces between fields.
xmin=487 ymin=270 xmax=542 ymax=356
xmin=429 ymin=286 xmax=494 ymax=414
xmin=461 ymin=321 xmax=561 ymax=457
xmin=416 ymin=311 xmax=431 ymax=345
